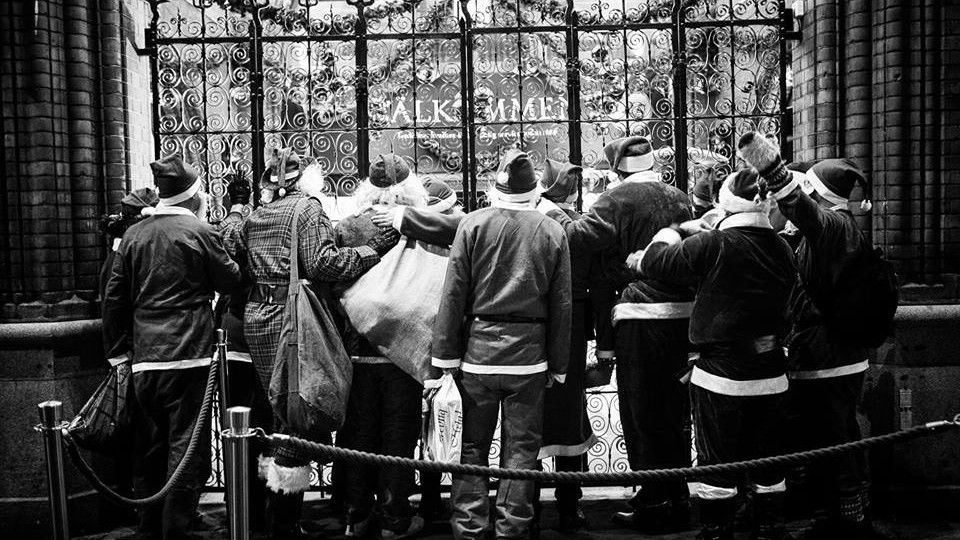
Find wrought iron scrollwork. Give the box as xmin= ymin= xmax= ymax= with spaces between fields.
xmin=151 ymin=0 xmax=785 ymax=490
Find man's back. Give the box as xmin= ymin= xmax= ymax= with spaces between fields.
xmin=104 ymin=208 xmax=241 ymax=365
xmin=458 ymin=207 xmax=568 ymax=318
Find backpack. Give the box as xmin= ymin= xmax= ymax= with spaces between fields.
xmin=823 ymin=246 xmax=899 ymax=348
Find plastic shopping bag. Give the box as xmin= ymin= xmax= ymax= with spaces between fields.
xmin=424 ymin=372 xmax=463 ymax=464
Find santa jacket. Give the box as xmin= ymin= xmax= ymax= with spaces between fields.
xmin=547 ymin=172 xmax=692 ymax=290
xmin=639 ymin=214 xmax=796 ymax=394
xmin=546 ymin=174 xmax=694 ymax=355
xmin=394 ymin=206 xmax=463 ymax=246
xmin=432 ymin=206 xmax=572 ymax=379
xmin=772 ymin=175 xmax=872 ymax=378
xmin=103 ymin=206 xmax=243 ymax=370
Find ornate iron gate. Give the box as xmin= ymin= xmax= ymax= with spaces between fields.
xmin=149 ymin=0 xmax=789 ymax=489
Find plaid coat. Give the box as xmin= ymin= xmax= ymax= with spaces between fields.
xmin=222 ymin=193 xmax=380 ymax=391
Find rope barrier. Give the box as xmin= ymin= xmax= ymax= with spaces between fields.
xmin=61 ymin=358 xmax=221 ymax=507
xmin=259 ymin=415 xmax=960 ymax=485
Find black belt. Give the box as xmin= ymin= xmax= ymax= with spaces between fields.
xmin=472 ymin=314 xmax=547 ymax=324
xmin=249 ymin=283 xmax=289 ymax=305
xmin=700 ymin=335 xmax=780 ymax=357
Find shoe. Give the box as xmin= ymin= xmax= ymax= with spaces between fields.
xmin=612 ymin=500 xmax=688 ymax=534
xmin=381 ymin=516 xmax=425 ymax=540
xmin=697 ymin=523 xmax=735 ymax=540
xmin=344 ymin=518 xmax=373 ymax=539
xmin=273 ymin=525 xmax=319 ymax=540
xmin=558 ymin=508 xmax=588 ymax=531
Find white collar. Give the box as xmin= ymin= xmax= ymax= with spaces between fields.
xmin=717 ymin=211 xmax=772 ymax=230
xmin=490 ymin=199 xmax=538 ymax=211
xmin=111 ymin=238 xmax=122 ymax=251
xmin=153 ymin=204 xmax=199 ymax=219
xmin=622 ymin=170 xmax=661 ymax=184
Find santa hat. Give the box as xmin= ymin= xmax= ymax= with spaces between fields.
xmin=717 ymin=168 xmax=772 ymax=215
xmin=369 ymin=153 xmax=411 ymax=188
xmin=260 ymin=147 xmax=305 ymax=190
xmin=691 ymin=177 xmax=716 ymax=208
xmin=424 ymin=179 xmax=458 ymax=212
xmin=807 ymin=159 xmax=873 ymax=211
xmin=539 ymin=159 xmax=582 ymax=203
xmin=150 ymin=156 xmax=201 ymax=205
xmin=494 ymin=149 xmax=537 ymax=202
xmin=604 ymin=136 xmax=654 ymax=174
xmin=121 ymin=187 xmax=159 ymax=217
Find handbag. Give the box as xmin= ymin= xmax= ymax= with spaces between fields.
xmin=67 ymin=360 xmax=135 ymax=456
xmin=340 ymin=236 xmax=450 ymax=383
xmin=269 ymin=197 xmax=353 ymax=438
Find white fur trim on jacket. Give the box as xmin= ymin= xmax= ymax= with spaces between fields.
xmin=258 ymin=455 xmax=312 ymax=494
xmin=716 ymin=211 xmax=772 ymax=230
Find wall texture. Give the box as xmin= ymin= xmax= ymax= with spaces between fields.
xmin=0 ymin=0 xmax=153 ymax=323
xmin=790 ymin=0 xmax=960 ymax=285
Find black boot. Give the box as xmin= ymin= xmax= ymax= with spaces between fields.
xmin=612 ymin=497 xmax=690 ymax=534
xmin=697 ymin=498 xmax=736 ymax=540
xmin=268 ymin=491 xmax=314 ymax=540
xmin=753 ymin=492 xmax=792 ymax=540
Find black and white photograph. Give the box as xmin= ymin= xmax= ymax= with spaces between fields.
xmin=1 ymin=0 xmax=958 ymax=539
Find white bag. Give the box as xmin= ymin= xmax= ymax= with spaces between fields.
xmin=424 ymin=372 xmax=463 ymax=464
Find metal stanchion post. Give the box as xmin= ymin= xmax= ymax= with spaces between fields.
xmin=216 ymin=329 xmax=231 ymax=426
xmin=38 ymin=401 xmax=70 ymax=540
xmin=223 ymin=406 xmax=252 ymax=540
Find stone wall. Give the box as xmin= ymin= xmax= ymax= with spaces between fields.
xmin=790 ymin=0 xmax=960 ymax=284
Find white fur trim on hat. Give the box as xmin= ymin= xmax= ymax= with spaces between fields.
xmin=805 ymin=168 xmax=848 ymax=207
xmin=429 ymin=192 xmax=458 ymax=213
xmin=258 ymin=455 xmax=311 ymax=494
xmin=618 ymin=153 xmax=655 ymax=173
xmin=717 ymin=176 xmax=772 ymax=215
xmin=491 ymin=186 xmax=538 ymax=205
xmin=159 ymin=177 xmax=202 ymax=206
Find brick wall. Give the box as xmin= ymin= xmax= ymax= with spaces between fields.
xmin=0 ymin=0 xmax=154 ymax=321
xmin=790 ymin=0 xmax=960 ymax=285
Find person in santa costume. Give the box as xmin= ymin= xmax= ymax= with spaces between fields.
xmin=220 ymin=148 xmax=400 ymax=540
xmin=99 ymin=187 xmax=159 ymax=298
xmin=102 ymin=156 xmax=243 ymax=540
xmin=738 ymin=134 xmax=888 ymax=540
xmin=333 ymin=154 xmax=429 ymax=540
xmin=629 ymin=168 xmax=797 ymax=540
xmin=537 ymin=136 xmax=695 ymax=533
xmin=529 ymin=159 xmax=599 ymax=530
xmin=432 ymin=149 xmax=572 ymax=540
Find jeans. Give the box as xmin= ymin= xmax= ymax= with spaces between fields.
xmin=451 ymin=372 xmax=546 ymax=540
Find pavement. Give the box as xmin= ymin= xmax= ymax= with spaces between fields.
xmin=75 ymin=487 xmax=960 ymax=540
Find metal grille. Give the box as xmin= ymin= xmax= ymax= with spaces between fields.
xmin=147 ymin=0 xmax=788 ymax=489
xmin=150 ymin=0 xmax=788 ymax=214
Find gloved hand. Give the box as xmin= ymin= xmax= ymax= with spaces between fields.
xmin=227 ymin=177 xmax=252 ymax=206
xmin=366 ymin=225 xmax=401 ymax=256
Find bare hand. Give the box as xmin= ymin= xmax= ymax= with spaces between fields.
xmin=678 ymin=218 xmax=713 ymax=237
xmin=371 ymin=207 xmax=399 ymax=228
xmin=625 ymin=250 xmax=644 ymax=272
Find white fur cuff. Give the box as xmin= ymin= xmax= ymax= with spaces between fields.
xmin=650 ymin=227 xmax=682 ymax=246
xmin=258 ymin=455 xmax=311 ymax=494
